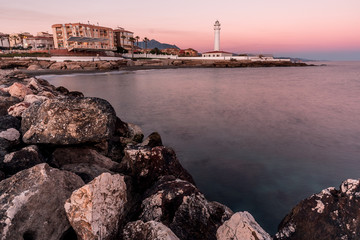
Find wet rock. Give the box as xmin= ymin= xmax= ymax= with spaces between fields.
xmin=123 ymin=220 xmax=180 ymax=240
xmin=67 ymin=91 xmax=84 ymax=98
xmin=141 ymin=132 xmax=163 ymax=148
xmin=55 ymin=86 xmax=70 ymax=95
xmin=275 ymin=179 xmax=360 ymax=240
xmin=0 ymin=170 xmax=4 ymax=181
xmin=27 ymin=64 xmax=43 ymax=71
xmin=64 ymin=172 xmax=127 ymax=240
xmin=1 ymin=145 xmax=44 ymax=176
xmin=216 ymin=212 xmax=271 ymax=240
xmin=5 ymin=82 xmax=32 ymax=100
xmin=140 ymin=176 xmax=232 ymax=240
xmin=120 ymin=146 xmax=195 ymax=190
xmin=0 ymin=163 xmax=84 ymax=240
xmin=21 ymin=97 xmax=117 ymax=144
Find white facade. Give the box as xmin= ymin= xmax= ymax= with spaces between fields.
xmin=214 ymin=20 xmax=221 ymax=51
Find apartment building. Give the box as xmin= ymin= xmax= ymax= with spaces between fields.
xmin=52 ymin=23 xmax=116 ymax=51
xmin=113 ymin=27 xmax=134 ymax=51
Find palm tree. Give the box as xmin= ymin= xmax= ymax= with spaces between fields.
xmin=135 ymin=36 xmax=140 ymax=48
xmin=143 ymin=37 xmax=149 ymax=57
xmin=129 ymin=37 xmax=136 ymax=59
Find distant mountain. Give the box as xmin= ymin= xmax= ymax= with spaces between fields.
xmin=136 ymin=39 xmax=180 ymax=50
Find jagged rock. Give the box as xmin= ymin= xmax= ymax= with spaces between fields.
xmin=0 ymin=115 xmax=20 ymax=131
xmin=1 ymin=145 xmax=44 ymax=175
xmin=49 ymin=62 xmax=66 ymax=70
xmin=0 ymin=163 xmax=84 ymax=240
xmin=67 ymin=91 xmax=84 ymax=98
xmin=5 ymin=82 xmax=32 ymax=100
xmin=52 ymin=147 xmax=119 ymax=170
xmin=23 ymin=94 xmax=49 ymax=104
xmin=97 ymin=62 xmax=114 ymax=70
xmin=55 ymin=86 xmax=70 ymax=95
xmin=123 ymin=220 xmax=180 ymax=240
xmin=127 ymin=123 xmax=144 ymax=143
xmin=27 ymin=64 xmax=42 ymax=71
xmin=141 ymin=132 xmax=163 ymax=148
xmin=275 ymin=179 xmax=360 ymax=240
xmin=140 ymin=176 xmax=232 ymax=240
xmin=61 ymin=163 xmax=113 ymax=183
xmin=7 ymin=101 xmax=31 ymax=117
xmin=120 ymin=146 xmax=194 ymax=190
xmin=64 ymin=172 xmax=127 ymax=240
xmin=38 ymin=60 xmax=54 ymax=69
xmin=65 ymin=62 xmax=83 ymax=70
xmin=0 ymin=96 xmax=21 ymax=116
xmin=216 ymin=212 xmax=271 ymax=240
xmin=0 ymin=128 xmax=20 ymax=142
xmin=21 ymin=97 xmax=117 ymax=144
xmin=51 ymin=147 xmax=119 ymax=182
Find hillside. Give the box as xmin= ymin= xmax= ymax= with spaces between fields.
xmin=136 ymin=39 xmax=180 ymax=50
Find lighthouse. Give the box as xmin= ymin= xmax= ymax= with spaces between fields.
xmin=214 ymin=20 xmax=221 ymax=51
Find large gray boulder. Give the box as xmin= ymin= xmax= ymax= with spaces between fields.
xmin=275 ymin=179 xmax=360 ymax=240
xmin=120 ymin=146 xmax=195 ymax=190
xmin=64 ymin=172 xmax=127 ymax=240
xmin=216 ymin=212 xmax=271 ymax=240
xmin=139 ymin=176 xmax=233 ymax=240
xmin=1 ymin=145 xmax=44 ymax=176
xmin=123 ymin=220 xmax=180 ymax=240
xmin=51 ymin=147 xmax=119 ymax=183
xmin=0 ymin=163 xmax=84 ymax=240
xmin=21 ymin=97 xmax=117 ymax=144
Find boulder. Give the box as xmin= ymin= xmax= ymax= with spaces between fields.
xmin=0 ymin=96 xmax=21 ymax=116
xmin=0 ymin=128 xmax=20 ymax=142
xmin=49 ymin=62 xmax=66 ymax=70
xmin=1 ymin=145 xmax=44 ymax=176
xmin=275 ymin=179 xmax=360 ymax=240
xmin=0 ymin=115 xmax=20 ymax=131
xmin=27 ymin=64 xmax=42 ymax=71
xmin=7 ymin=101 xmax=31 ymax=117
xmin=5 ymin=82 xmax=32 ymax=100
xmin=21 ymin=97 xmax=117 ymax=144
xmin=127 ymin=123 xmax=144 ymax=143
xmin=120 ymin=146 xmax=195 ymax=190
xmin=52 ymin=147 xmax=119 ymax=170
xmin=64 ymin=172 xmax=127 ymax=240
xmin=61 ymin=163 xmax=114 ymax=183
xmin=141 ymin=132 xmax=163 ymax=148
xmin=140 ymin=176 xmax=233 ymax=240
xmin=23 ymin=94 xmax=49 ymax=104
xmin=65 ymin=62 xmax=83 ymax=70
xmin=0 ymin=128 xmax=21 ymax=155
xmin=0 ymin=163 xmax=84 ymax=240
xmin=123 ymin=220 xmax=180 ymax=240
xmin=216 ymin=212 xmax=271 ymax=240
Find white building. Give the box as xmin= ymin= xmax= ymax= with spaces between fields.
xmin=0 ymin=33 xmax=10 ymax=49
xmin=202 ymin=20 xmax=233 ymax=57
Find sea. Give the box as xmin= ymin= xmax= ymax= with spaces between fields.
xmin=42 ymin=61 xmax=360 ymax=234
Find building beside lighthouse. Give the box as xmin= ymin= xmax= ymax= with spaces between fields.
xmin=202 ymin=20 xmax=233 ymax=57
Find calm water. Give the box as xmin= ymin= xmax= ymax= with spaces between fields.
xmin=42 ymin=62 xmax=360 ymax=234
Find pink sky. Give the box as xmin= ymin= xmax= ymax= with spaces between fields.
xmin=1 ymin=0 xmax=359 ymax=59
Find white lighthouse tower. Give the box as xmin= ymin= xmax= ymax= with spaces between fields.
xmin=214 ymin=20 xmax=221 ymax=51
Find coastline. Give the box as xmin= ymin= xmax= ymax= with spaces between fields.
xmin=1 ymin=64 xmax=357 ymax=240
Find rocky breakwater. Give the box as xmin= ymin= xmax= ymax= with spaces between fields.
xmin=0 ymin=70 xmax=271 ymax=240
xmin=1 ymin=69 xmax=358 ymax=240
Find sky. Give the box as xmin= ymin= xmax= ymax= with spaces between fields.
xmin=1 ymin=0 xmax=359 ymax=60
